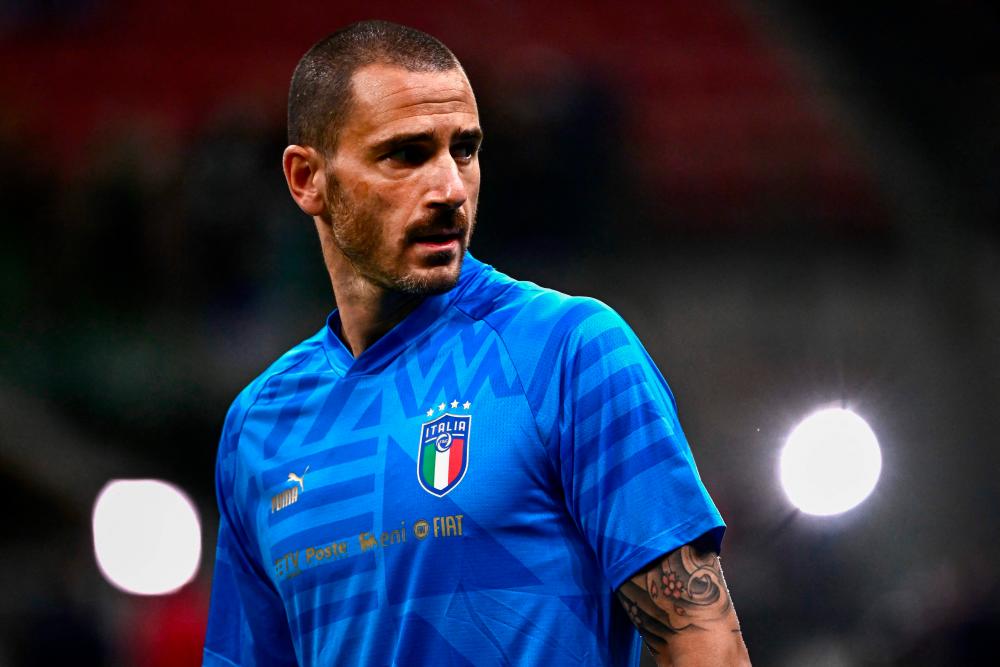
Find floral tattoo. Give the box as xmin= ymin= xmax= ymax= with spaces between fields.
xmin=617 ymin=543 xmax=738 ymax=656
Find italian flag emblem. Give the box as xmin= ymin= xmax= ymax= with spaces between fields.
xmin=417 ymin=412 xmax=471 ymax=497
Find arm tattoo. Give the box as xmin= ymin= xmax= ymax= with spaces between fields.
xmin=617 ymin=544 xmax=737 ymax=655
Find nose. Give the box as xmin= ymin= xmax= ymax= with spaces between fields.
xmin=427 ymin=154 xmax=468 ymax=211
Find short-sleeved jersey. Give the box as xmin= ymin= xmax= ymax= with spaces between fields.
xmin=203 ymin=254 xmax=724 ymax=667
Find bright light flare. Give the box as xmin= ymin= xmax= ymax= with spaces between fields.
xmin=780 ymin=408 xmax=882 ymax=516
xmin=92 ymin=479 xmax=202 ymax=595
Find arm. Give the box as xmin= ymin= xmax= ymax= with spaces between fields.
xmin=617 ymin=538 xmax=750 ymax=666
xmin=530 ymin=300 xmax=744 ymax=662
xmin=204 ymin=517 xmax=299 ymax=667
xmin=205 ymin=402 xmax=299 ymax=667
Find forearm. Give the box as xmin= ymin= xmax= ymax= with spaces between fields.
xmin=650 ymin=630 xmax=750 ymax=667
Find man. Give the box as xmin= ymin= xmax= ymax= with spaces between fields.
xmin=204 ymin=20 xmax=750 ymax=667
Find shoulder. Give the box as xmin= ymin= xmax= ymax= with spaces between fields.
xmin=218 ymin=327 xmax=329 ymax=454
xmin=456 ymin=262 xmax=629 ymax=353
xmin=454 ymin=263 xmax=649 ymax=421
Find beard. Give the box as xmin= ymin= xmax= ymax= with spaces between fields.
xmin=324 ymin=177 xmax=475 ymax=296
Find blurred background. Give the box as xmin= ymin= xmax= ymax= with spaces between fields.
xmin=1 ymin=0 xmax=998 ymax=665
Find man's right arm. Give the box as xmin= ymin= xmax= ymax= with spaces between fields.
xmin=204 ymin=411 xmax=298 ymax=667
xmin=203 ymin=515 xmax=298 ymax=667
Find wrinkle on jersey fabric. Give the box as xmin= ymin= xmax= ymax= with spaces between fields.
xmin=203 ymin=253 xmax=724 ymax=667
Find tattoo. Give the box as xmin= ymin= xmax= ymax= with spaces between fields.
xmin=617 ymin=543 xmax=737 ymax=654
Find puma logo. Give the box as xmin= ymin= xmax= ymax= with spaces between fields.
xmin=287 ymin=466 xmax=310 ymax=492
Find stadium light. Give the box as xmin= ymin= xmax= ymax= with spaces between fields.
xmin=92 ymin=479 xmax=202 ymax=595
xmin=779 ymin=408 xmax=882 ymax=516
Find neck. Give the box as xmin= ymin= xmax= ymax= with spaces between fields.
xmin=333 ymin=278 xmax=424 ymax=358
xmin=317 ymin=223 xmax=425 ymax=358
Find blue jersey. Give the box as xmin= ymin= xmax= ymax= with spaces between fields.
xmin=203 ymin=254 xmax=724 ymax=667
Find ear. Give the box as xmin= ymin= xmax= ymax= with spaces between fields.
xmin=282 ymin=145 xmax=327 ymax=217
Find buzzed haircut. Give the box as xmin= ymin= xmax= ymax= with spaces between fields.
xmin=288 ymin=20 xmax=461 ymax=152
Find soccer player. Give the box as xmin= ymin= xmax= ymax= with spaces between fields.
xmin=203 ymin=20 xmax=751 ymax=667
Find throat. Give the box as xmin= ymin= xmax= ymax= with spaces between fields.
xmin=334 ymin=288 xmax=425 ymax=357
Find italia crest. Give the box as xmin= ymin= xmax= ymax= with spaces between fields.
xmin=417 ymin=404 xmax=471 ymax=497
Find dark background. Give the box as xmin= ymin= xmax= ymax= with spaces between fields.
xmin=1 ymin=1 xmax=998 ymax=665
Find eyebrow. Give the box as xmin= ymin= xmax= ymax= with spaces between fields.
xmin=369 ymin=127 xmax=483 ymax=154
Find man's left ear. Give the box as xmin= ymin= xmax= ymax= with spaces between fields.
xmin=282 ymin=145 xmax=326 ymax=217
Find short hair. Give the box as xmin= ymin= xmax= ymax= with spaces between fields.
xmin=288 ymin=20 xmax=461 ymax=152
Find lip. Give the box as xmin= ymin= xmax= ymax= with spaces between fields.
xmin=413 ymin=237 xmax=460 ymax=250
xmin=411 ymin=229 xmax=463 ymax=248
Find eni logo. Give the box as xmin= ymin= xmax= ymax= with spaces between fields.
xmin=271 ymin=465 xmax=309 ymax=514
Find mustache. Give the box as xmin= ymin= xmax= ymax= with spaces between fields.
xmin=405 ymin=208 xmax=470 ymax=242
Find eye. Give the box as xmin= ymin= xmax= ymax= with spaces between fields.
xmin=451 ymin=141 xmax=480 ymax=162
xmin=386 ymin=145 xmax=429 ymax=165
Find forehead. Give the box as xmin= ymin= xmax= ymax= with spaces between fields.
xmin=341 ymin=63 xmax=479 ymax=144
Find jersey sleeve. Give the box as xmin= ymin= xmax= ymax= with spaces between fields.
xmin=553 ymin=300 xmax=725 ymax=590
xmin=203 ymin=401 xmax=299 ymax=667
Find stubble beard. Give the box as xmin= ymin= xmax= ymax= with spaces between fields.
xmin=325 ymin=179 xmax=474 ymax=297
